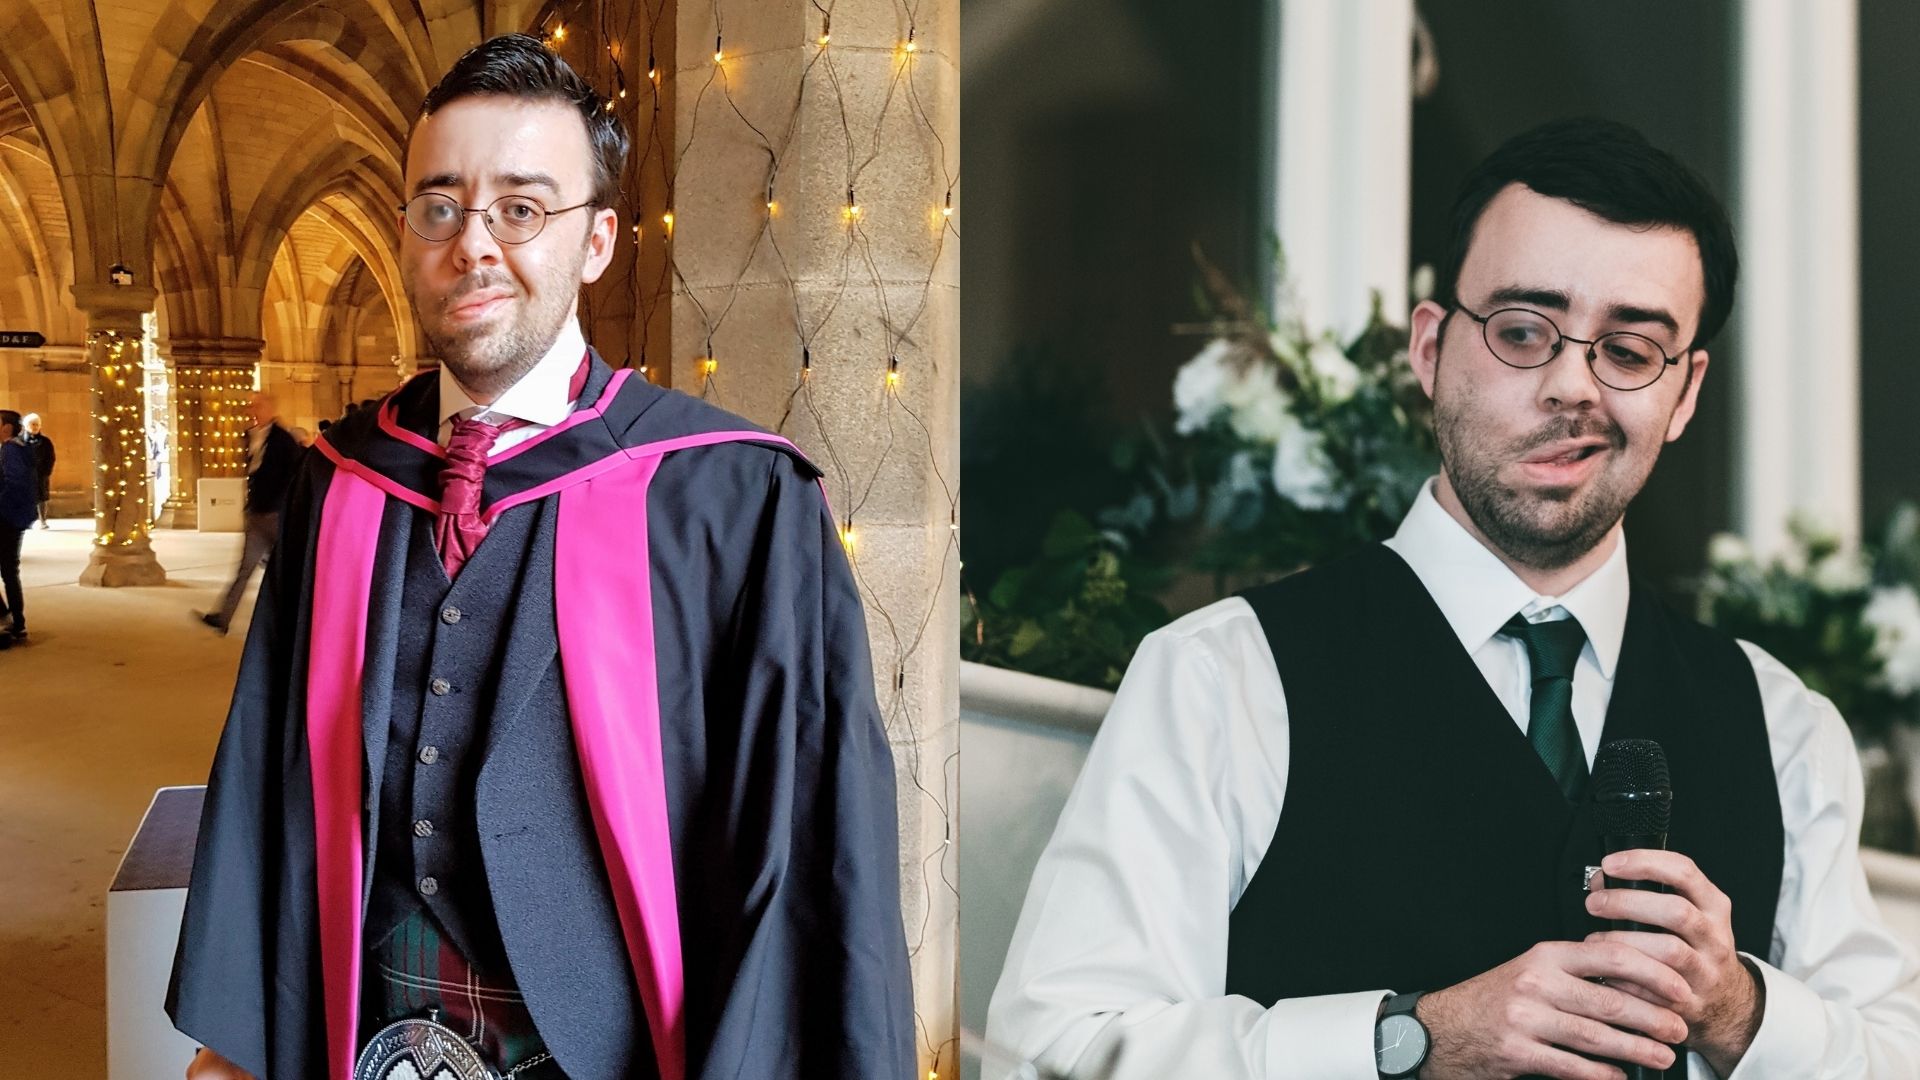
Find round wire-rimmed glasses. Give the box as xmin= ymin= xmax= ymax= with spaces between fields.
xmin=398 ymin=192 xmax=593 ymax=245
xmin=1454 ymin=304 xmax=1687 ymax=392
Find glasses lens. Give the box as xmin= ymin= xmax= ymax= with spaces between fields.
xmin=486 ymin=196 xmax=546 ymax=243
xmin=1483 ymin=309 xmax=1558 ymax=369
xmin=1592 ymin=333 xmax=1666 ymax=390
xmin=406 ymin=194 xmax=464 ymax=241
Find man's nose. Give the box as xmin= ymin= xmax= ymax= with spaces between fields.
xmin=449 ymin=209 xmax=503 ymax=272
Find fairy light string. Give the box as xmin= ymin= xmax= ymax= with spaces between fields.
xmin=542 ymin=0 xmax=959 ymax=1069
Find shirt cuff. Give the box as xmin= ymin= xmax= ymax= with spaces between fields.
xmin=1720 ymin=955 xmax=1826 ymax=1080
xmin=1262 ymin=989 xmax=1391 ymax=1079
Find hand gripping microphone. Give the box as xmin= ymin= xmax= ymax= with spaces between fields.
xmin=1590 ymin=738 xmax=1673 ymax=931
xmin=1591 ymin=739 xmax=1676 ymax=1080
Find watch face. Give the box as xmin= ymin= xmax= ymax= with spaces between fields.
xmin=1375 ymin=1013 xmax=1428 ymax=1076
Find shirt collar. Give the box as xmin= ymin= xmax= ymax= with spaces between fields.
xmin=437 ymin=317 xmax=587 ymax=430
xmin=1382 ymin=477 xmax=1629 ymax=680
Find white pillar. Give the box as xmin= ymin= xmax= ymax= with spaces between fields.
xmin=1273 ymin=0 xmax=1413 ymax=338
xmin=1735 ymin=0 xmax=1860 ymax=552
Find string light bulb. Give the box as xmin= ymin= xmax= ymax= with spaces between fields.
xmin=904 ymin=30 xmax=918 ymax=53
xmin=701 ymin=356 xmax=718 ymax=378
xmin=886 ymin=355 xmax=901 ymax=389
xmin=819 ymin=15 xmax=831 ymax=45
xmin=840 ymin=519 xmax=856 ymax=553
xmin=551 ymin=23 xmax=566 ymax=42
xmin=713 ymin=35 xmax=724 ymax=63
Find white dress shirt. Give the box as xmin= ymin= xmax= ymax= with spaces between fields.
xmin=435 ymin=318 xmax=589 ymax=453
xmin=987 ymin=480 xmax=1920 ymax=1079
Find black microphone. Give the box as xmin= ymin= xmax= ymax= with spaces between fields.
xmin=1590 ymin=738 xmax=1675 ymax=1080
xmin=1591 ymin=738 xmax=1674 ymax=931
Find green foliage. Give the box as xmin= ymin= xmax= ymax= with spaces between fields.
xmin=962 ymin=511 xmax=1173 ymax=690
xmin=1694 ymin=511 xmax=1920 ymax=743
xmin=964 ymin=262 xmax=1439 ymax=689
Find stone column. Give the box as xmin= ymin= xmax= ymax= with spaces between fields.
xmin=661 ymin=1 xmax=960 ymax=1068
xmin=71 ymin=283 xmax=166 ymax=585
xmin=162 ymin=337 xmax=265 ymax=528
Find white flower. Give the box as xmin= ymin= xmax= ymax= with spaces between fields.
xmin=1224 ymin=363 xmax=1293 ymax=443
xmin=1267 ymin=329 xmax=1305 ymax=368
xmin=1271 ymin=408 xmax=1345 ymax=510
xmin=1707 ymin=532 xmax=1753 ymax=569
xmin=1173 ymin=339 xmax=1237 ymax=434
xmin=1811 ymin=552 xmax=1870 ymax=595
xmin=1410 ymin=264 xmax=1436 ymax=304
xmin=1864 ymin=585 xmax=1920 ymax=697
xmin=1305 ymin=336 xmax=1362 ymax=404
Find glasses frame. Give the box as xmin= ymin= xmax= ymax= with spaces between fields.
xmin=1452 ymin=303 xmax=1689 ymax=392
xmin=397 ymin=192 xmax=595 ymax=245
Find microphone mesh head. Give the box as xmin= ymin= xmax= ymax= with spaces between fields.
xmin=1591 ymin=738 xmax=1672 ymax=835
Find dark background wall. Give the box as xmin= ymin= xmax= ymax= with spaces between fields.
xmin=960 ymin=0 xmax=1270 ymax=585
xmin=1860 ymin=0 xmax=1920 ymax=536
xmin=1411 ymin=0 xmax=1736 ymax=597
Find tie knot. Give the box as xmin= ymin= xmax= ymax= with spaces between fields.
xmin=1501 ymin=613 xmax=1587 ymax=682
xmin=447 ymin=414 xmax=503 ymax=458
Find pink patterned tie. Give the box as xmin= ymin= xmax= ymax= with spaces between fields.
xmin=433 ymin=351 xmax=592 ymax=578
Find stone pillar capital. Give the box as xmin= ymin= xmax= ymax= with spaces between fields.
xmin=161 ymin=337 xmax=267 ymax=368
xmin=68 ymin=283 xmax=158 ymax=332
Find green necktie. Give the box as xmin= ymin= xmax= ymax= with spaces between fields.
xmin=1500 ymin=614 xmax=1589 ymax=801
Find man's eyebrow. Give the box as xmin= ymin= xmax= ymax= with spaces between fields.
xmin=495 ymin=171 xmax=562 ymax=195
xmin=408 ymin=172 xmax=564 ymax=198
xmin=411 ymin=173 xmax=462 ymax=197
xmin=1482 ymin=285 xmax=1571 ymax=311
xmin=1604 ymin=303 xmax=1680 ymax=337
xmin=1478 ymin=287 xmax=1682 ymax=338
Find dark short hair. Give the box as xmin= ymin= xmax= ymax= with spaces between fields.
xmin=416 ymin=34 xmax=629 ymax=210
xmin=0 ymin=410 xmax=20 ymax=436
xmin=1438 ymin=117 xmax=1739 ymax=350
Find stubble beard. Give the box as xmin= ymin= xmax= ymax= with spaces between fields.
xmin=408 ymin=244 xmax=587 ymax=399
xmin=1431 ymin=359 xmax=1647 ymax=572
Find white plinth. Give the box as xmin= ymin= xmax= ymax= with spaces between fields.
xmin=108 ymin=786 xmax=205 ymax=1079
xmin=195 ymin=479 xmax=245 ymax=533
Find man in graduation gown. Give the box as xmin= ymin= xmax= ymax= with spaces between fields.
xmin=989 ymin=119 xmax=1920 ymax=1079
xmin=169 ymin=34 xmax=914 ymax=1080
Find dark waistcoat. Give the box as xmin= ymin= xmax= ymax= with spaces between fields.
xmin=358 ymin=438 xmax=655 ymax=1078
xmin=367 ymin=503 xmax=543 ymax=969
xmin=1225 ymin=545 xmax=1783 ymax=1078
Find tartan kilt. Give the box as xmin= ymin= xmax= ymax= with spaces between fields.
xmin=363 ymin=909 xmax=561 ymax=1076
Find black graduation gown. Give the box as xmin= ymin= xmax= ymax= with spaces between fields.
xmin=166 ymin=354 xmax=916 ymax=1079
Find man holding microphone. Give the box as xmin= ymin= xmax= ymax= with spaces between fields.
xmin=988 ymin=119 xmax=1920 ymax=1079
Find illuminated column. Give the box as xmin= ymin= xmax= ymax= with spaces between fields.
xmin=162 ymin=338 xmax=265 ymax=528
xmin=72 ymin=284 xmax=166 ymax=586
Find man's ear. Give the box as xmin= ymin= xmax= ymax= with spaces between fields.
xmin=1665 ymin=349 xmax=1709 ymax=443
xmin=581 ymin=207 xmax=619 ymax=284
xmin=1408 ymin=299 xmax=1449 ymax=401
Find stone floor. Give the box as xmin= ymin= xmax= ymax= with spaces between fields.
xmin=0 ymin=519 xmax=255 ymax=1078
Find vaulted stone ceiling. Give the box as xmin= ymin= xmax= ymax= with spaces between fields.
xmin=0 ymin=0 xmax=551 ymax=363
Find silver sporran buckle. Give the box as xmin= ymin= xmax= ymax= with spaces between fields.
xmin=354 ymin=1015 xmax=496 ymax=1080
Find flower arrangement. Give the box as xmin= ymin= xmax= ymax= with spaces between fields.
xmin=1103 ymin=252 xmax=1438 ymax=584
xmin=963 ymin=253 xmax=1439 ymax=687
xmin=1694 ymin=508 xmax=1920 ymax=743
xmin=1694 ymin=508 xmax=1920 ymax=851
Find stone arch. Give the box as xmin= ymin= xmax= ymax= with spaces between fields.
xmin=0 ymin=137 xmax=63 ymax=332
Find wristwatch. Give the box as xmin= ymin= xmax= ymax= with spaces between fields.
xmin=1374 ymin=991 xmax=1430 ymax=1079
